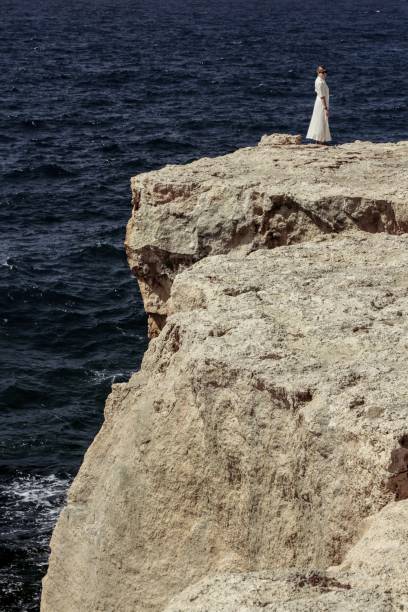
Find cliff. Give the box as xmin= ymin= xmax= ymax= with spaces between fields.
xmin=41 ymin=135 xmax=408 ymax=611
xmin=124 ymin=133 xmax=408 ymax=337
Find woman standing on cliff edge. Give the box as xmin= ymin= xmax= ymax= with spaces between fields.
xmin=306 ymin=65 xmax=331 ymax=145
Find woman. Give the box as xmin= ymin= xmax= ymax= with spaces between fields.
xmin=306 ymin=65 xmax=331 ymax=145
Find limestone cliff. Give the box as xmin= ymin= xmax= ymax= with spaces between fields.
xmin=124 ymin=133 xmax=408 ymax=337
xmin=41 ymin=135 xmax=408 ymax=612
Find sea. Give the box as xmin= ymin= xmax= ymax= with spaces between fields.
xmin=0 ymin=0 xmax=407 ymax=609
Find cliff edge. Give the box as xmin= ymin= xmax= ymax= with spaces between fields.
xmin=41 ymin=135 xmax=408 ymax=611
xmin=124 ymin=133 xmax=408 ymax=337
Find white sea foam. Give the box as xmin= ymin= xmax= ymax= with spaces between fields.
xmin=1 ymin=257 xmax=14 ymax=270
xmin=5 ymin=473 xmax=69 ymax=507
xmin=89 ymin=368 xmax=132 ymax=384
xmin=2 ymin=473 xmax=71 ymax=537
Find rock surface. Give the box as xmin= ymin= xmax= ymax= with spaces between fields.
xmin=124 ymin=136 xmax=408 ymax=336
xmin=41 ymin=136 xmax=408 ymax=612
xmin=164 ymin=502 xmax=408 ymax=611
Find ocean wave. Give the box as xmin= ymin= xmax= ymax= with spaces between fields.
xmin=372 ymin=103 xmax=407 ymax=113
xmin=80 ymin=97 xmax=113 ymax=108
xmin=72 ymin=242 xmax=125 ymax=260
xmin=1 ymin=257 xmax=15 ymax=270
xmin=4 ymin=164 xmax=77 ymax=181
xmin=87 ymin=368 xmax=132 ymax=384
xmin=78 ymin=69 xmax=136 ymax=85
xmin=1 ymin=382 xmax=48 ymax=408
xmin=1 ymin=473 xmax=70 ymax=517
xmin=143 ymin=136 xmax=195 ymax=151
xmin=0 ymin=471 xmax=72 ymax=598
xmin=0 ymin=133 xmax=15 ymax=143
xmin=16 ymin=118 xmax=49 ymax=130
xmin=101 ymin=142 xmax=122 ymax=153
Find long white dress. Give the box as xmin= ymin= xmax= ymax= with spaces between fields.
xmin=306 ymin=76 xmax=331 ymax=142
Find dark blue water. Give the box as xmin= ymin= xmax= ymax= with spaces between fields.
xmin=0 ymin=0 xmax=407 ymax=609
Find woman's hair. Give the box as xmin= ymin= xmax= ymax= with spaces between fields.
xmin=316 ymin=65 xmax=326 ymax=73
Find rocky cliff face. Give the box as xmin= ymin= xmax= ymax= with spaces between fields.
xmin=125 ymin=133 xmax=408 ymax=337
xmin=41 ymin=135 xmax=408 ymax=612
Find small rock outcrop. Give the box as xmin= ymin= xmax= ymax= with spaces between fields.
xmin=258 ymin=133 xmax=303 ymax=145
xmin=41 ymin=136 xmax=408 ymax=612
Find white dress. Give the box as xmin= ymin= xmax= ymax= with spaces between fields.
xmin=306 ymin=76 xmax=331 ymax=142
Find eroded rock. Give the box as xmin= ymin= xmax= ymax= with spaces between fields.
xmin=386 ymin=436 xmax=408 ymax=500
xmin=41 ymin=232 xmax=408 ymax=612
xmin=163 ymin=570 xmax=397 ymax=611
xmin=258 ymin=133 xmax=303 ymax=146
xmin=125 ymin=135 xmax=408 ymax=336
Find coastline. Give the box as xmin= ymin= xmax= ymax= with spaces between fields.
xmin=41 ymin=134 xmax=408 ymax=611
